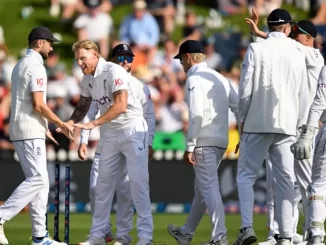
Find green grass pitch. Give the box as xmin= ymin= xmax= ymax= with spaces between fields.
xmin=3 ymin=213 xmax=305 ymax=245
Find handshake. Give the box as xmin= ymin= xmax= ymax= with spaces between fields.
xmin=290 ymin=125 xmax=316 ymax=160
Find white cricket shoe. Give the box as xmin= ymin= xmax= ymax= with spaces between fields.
xmin=307 ymin=236 xmax=324 ymax=245
xmin=78 ymin=237 xmax=105 ymax=245
xmin=167 ymin=224 xmax=192 ymax=245
xmin=136 ymin=238 xmax=152 ymax=245
xmin=258 ymin=237 xmax=277 ymax=245
xmin=200 ymin=235 xmax=229 ymax=245
xmin=31 ymin=237 xmax=67 ymax=245
xmin=233 ymin=227 xmax=257 ymax=245
xmin=294 ymin=234 xmax=304 ymax=244
xmin=276 ymin=239 xmax=292 ymax=245
xmin=0 ymin=224 xmax=8 ymax=245
xmin=113 ymin=235 xmax=132 ymax=245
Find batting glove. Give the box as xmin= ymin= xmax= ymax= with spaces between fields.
xmin=290 ymin=125 xmax=315 ymax=160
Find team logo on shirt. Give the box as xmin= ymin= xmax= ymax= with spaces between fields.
xmin=242 ymin=64 xmax=246 ymax=69
xmin=314 ymin=49 xmax=319 ymax=58
xmin=188 ymin=86 xmax=195 ymax=91
xmin=115 ymin=78 xmax=123 ymax=86
xmin=103 ymin=79 xmax=107 ymax=90
xmin=93 ymin=96 xmax=111 ymax=105
xmin=36 ymin=78 xmax=44 ymax=87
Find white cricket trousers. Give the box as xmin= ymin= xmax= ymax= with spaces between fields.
xmin=237 ymin=133 xmax=296 ymax=238
xmin=89 ymin=153 xmax=134 ymax=239
xmin=181 ymin=147 xmax=227 ymax=242
xmin=0 ymin=139 xmax=49 ymax=237
xmin=90 ymin=118 xmax=153 ymax=240
xmin=308 ymin=124 xmax=326 ymax=237
xmin=265 ymin=156 xmax=301 ymax=237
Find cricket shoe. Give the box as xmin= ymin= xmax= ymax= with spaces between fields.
xmin=113 ymin=235 xmax=132 ymax=245
xmin=167 ymin=224 xmax=192 ymax=245
xmin=293 ymin=233 xmax=304 ymax=244
xmin=234 ymin=227 xmax=257 ymax=245
xmin=136 ymin=238 xmax=152 ymax=245
xmin=258 ymin=237 xmax=277 ymax=245
xmin=0 ymin=224 xmax=8 ymax=245
xmin=200 ymin=235 xmax=229 ymax=245
xmin=31 ymin=236 xmax=67 ymax=245
xmin=79 ymin=237 xmax=105 ymax=245
xmin=276 ymin=239 xmax=292 ymax=245
xmin=307 ymin=236 xmax=324 ymax=245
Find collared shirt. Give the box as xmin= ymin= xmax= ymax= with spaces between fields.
xmin=10 ymin=49 xmax=48 ymax=141
xmin=185 ymin=62 xmax=239 ymax=151
xmin=80 ymin=75 xmax=156 ymax=148
xmin=80 ymin=58 xmax=144 ymax=133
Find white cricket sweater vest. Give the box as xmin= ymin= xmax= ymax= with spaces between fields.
xmin=243 ymin=37 xmax=306 ymax=135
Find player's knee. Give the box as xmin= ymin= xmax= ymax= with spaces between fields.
xmin=236 ymin=174 xmax=255 ymax=185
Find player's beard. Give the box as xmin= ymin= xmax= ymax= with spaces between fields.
xmin=40 ymin=51 xmax=48 ymax=60
xmin=123 ymin=64 xmax=131 ymax=73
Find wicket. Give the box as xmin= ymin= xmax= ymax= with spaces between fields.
xmin=53 ymin=163 xmax=71 ymax=244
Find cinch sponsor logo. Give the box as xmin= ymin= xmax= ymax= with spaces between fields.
xmin=93 ymin=96 xmax=111 ymax=105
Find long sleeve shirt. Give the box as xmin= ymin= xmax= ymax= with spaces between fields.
xmin=185 ymin=62 xmax=239 ymax=152
xmin=239 ymin=32 xmax=308 ymax=136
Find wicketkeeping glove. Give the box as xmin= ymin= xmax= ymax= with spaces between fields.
xmin=290 ymin=125 xmax=315 ymax=160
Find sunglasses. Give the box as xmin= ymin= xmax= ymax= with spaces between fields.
xmin=116 ymin=56 xmax=134 ymax=63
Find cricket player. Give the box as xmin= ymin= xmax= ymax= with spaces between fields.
xmin=167 ymin=40 xmax=239 ymax=245
xmin=246 ymin=12 xmax=324 ymax=244
xmin=234 ymin=8 xmax=310 ymax=245
xmin=291 ymin=66 xmax=326 ymax=245
xmin=65 ymin=39 xmax=153 ymax=245
xmin=78 ymin=43 xmax=155 ymax=245
xmin=0 ymin=26 xmax=74 ymax=245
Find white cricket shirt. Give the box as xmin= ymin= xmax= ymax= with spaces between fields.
xmin=239 ymin=32 xmax=309 ymax=136
xmin=80 ymin=75 xmax=156 ymax=153
xmin=80 ymin=58 xmax=144 ymax=136
xmin=307 ymin=65 xmax=326 ymax=127
xmin=185 ymin=62 xmax=239 ymax=152
xmin=9 ymin=49 xmax=47 ymax=141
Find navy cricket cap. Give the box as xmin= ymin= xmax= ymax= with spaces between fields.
xmin=174 ymin=40 xmax=204 ymax=59
xmin=28 ymin=26 xmax=59 ymax=43
xmin=267 ymin=8 xmax=292 ymax=26
xmin=111 ymin=44 xmax=135 ymax=57
xmin=83 ymin=0 xmax=101 ymax=8
xmin=293 ymin=20 xmax=317 ymax=38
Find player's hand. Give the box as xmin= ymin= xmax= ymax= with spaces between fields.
xmin=148 ymin=145 xmax=154 ymax=161
xmin=73 ymin=121 xmax=96 ymax=130
xmin=245 ymin=17 xmax=260 ymax=36
xmin=251 ymin=7 xmax=259 ymax=25
xmin=56 ymin=120 xmax=74 ymax=133
xmin=46 ymin=130 xmax=59 ymax=145
xmin=59 ymin=122 xmax=75 ymax=142
xmin=290 ymin=125 xmax=315 ymax=160
xmin=78 ymin=143 xmax=88 ymax=160
xmin=183 ymin=151 xmax=195 ymax=166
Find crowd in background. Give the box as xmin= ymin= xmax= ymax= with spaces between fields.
xmin=0 ymin=0 xmax=325 ymax=154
